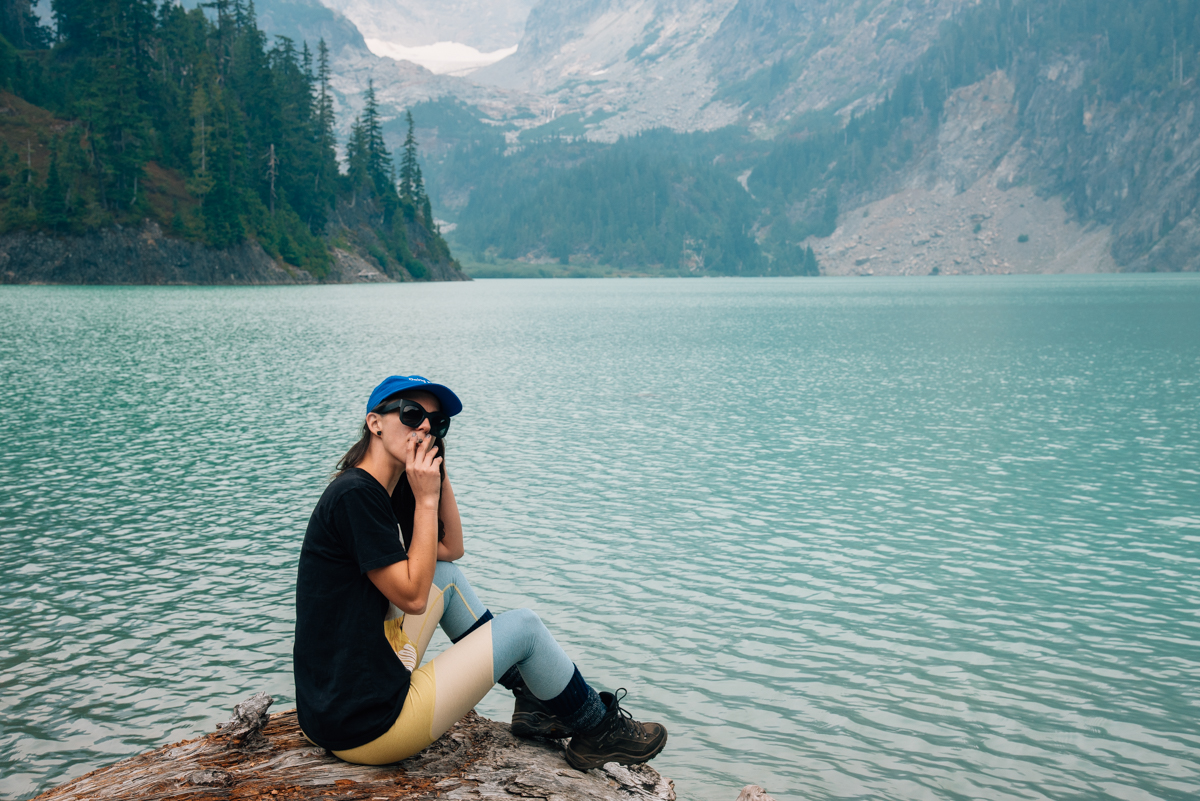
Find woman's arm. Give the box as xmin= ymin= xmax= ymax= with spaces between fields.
xmin=367 ymin=435 xmax=442 ymax=614
xmin=437 ymin=475 xmax=465 ymax=561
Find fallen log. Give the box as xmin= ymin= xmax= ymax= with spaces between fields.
xmin=33 ymin=693 xmax=676 ymax=801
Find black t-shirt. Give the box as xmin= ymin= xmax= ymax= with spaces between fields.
xmin=294 ymin=468 xmax=412 ymax=751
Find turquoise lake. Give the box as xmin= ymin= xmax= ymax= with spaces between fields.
xmin=2 ymin=275 xmax=1199 ymax=800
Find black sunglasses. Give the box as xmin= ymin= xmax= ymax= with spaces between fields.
xmin=375 ymin=398 xmax=451 ymax=438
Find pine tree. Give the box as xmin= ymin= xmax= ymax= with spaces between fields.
xmin=42 ymin=139 xmax=68 ymax=230
xmin=803 ymin=245 xmax=819 ymax=276
xmin=312 ymin=38 xmax=338 ymax=220
xmin=399 ymin=109 xmax=418 ymax=201
xmin=361 ymin=80 xmax=393 ymax=196
xmin=187 ymin=85 xmax=215 ymax=207
xmin=345 ymin=117 xmax=370 ymax=194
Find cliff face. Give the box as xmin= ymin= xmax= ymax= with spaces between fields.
xmin=469 ymin=0 xmax=968 ymax=138
xmin=0 ymin=222 xmax=314 ymax=285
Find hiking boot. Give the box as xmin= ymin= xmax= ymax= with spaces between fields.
xmin=564 ymin=689 xmax=667 ymax=771
xmin=511 ymin=684 xmax=572 ymax=739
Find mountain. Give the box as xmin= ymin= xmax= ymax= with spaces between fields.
xmin=472 ymin=0 xmax=972 ymax=140
xmin=473 ymin=0 xmax=744 ymax=137
xmin=234 ymin=0 xmax=544 ymax=165
xmin=430 ymin=0 xmax=1200 ymax=275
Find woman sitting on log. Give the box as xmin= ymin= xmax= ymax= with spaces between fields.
xmin=293 ymin=375 xmax=667 ymax=770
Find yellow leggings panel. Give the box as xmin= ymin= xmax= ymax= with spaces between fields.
xmin=333 ymin=594 xmax=495 ymax=765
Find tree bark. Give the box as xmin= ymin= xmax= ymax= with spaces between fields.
xmin=33 ymin=694 xmax=677 ymax=801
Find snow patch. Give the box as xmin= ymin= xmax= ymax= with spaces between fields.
xmin=364 ymin=39 xmax=518 ymax=75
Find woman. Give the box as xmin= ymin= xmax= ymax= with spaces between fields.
xmin=294 ymin=374 xmax=667 ymax=770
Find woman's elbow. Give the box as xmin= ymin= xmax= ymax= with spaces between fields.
xmin=400 ymin=597 xmax=429 ymax=618
xmin=398 ymin=593 xmax=427 ymax=615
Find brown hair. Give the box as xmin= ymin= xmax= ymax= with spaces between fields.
xmin=335 ymin=421 xmax=374 ymax=477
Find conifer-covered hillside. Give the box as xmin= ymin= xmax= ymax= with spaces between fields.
xmin=0 ymin=0 xmax=465 ymax=283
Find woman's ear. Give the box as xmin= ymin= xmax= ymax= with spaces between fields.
xmin=366 ymin=411 xmax=383 ymax=437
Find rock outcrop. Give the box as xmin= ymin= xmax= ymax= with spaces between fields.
xmin=0 ymin=216 xmax=472 ymax=285
xmin=32 ymin=694 xmax=677 ymax=801
xmin=329 ymin=193 xmax=471 ymax=282
xmin=0 ymin=221 xmax=315 ymax=285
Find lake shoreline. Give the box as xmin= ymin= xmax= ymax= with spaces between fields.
xmin=0 ymin=221 xmax=472 ymax=286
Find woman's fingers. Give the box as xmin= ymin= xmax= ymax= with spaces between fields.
xmin=404 ymin=432 xmax=420 ymax=468
xmin=406 ymin=432 xmax=443 ymax=504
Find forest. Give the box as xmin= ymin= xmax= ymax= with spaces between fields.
xmin=0 ymin=0 xmax=449 ymax=278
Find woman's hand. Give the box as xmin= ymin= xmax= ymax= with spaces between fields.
xmin=369 ymin=433 xmax=442 ymax=615
xmin=404 ymin=433 xmax=443 ymax=510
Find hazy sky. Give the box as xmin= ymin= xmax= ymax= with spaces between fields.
xmin=323 ymin=0 xmax=539 ymax=52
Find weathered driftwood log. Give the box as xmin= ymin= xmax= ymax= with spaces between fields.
xmin=733 ymin=786 xmax=778 ymax=801
xmin=34 ymin=694 xmax=676 ymax=801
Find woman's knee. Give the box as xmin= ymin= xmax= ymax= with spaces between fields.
xmin=508 ymin=607 xmax=543 ymax=631
xmin=433 ymin=559 xmax=465 ymax=588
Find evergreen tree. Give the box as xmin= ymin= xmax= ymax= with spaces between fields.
xmin=42 ymin=139 xmax=68 ymax=230
xmin=803 ymin=246 xmax=819 ymax=276
xmin=399 ymin=109 xmax=419 ymax=201
xmin=345 ymin=117 xmax=369 ymax=193
xmin=2 ymin=0 xmax=51 ymax=48
xmin=310 ymin=38 xmax=338 ymax=226
xmin=187 ymin=84 xmax=215 ymax=207
xmin=362 ymin=81 xmax=393 ymax=196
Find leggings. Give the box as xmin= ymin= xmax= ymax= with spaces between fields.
xmin=331 ymin=561 xmax=579 ymax=765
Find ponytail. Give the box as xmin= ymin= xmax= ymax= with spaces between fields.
xmin=335 ymin=421 xmax=373 ymax=477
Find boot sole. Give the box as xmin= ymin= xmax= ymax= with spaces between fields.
xmin=511 ymin=711 xmax=570 ymax=740
xmin=564 ymin=732 xmax=668 ymax=771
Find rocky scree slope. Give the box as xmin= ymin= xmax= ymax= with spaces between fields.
xmin=803 ymin=51 xmax=1200 ymax=275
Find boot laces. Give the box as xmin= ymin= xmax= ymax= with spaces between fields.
xmin=609 ymin=688 xmax=651 ymax=741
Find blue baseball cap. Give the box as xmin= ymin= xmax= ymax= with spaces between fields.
xmin=366 ymin=375 xmax=463 ymax=417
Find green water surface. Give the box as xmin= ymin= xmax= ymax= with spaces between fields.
xmin=1 ymin=275 xmax=1198 ymax=801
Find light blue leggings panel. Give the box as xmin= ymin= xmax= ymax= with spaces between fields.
xmin=431 ymin=561 xmax=488 ymax=641
xmin=432 ymin=562 xmax=576 ymax=700
xmin=490 ymin=608 xmax=576 ymax=700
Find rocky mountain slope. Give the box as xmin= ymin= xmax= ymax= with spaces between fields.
xmin=471 ymin=0 xmax=973 ymax=140
xmin=794 ymin=22 xmax=1200 ymax=275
